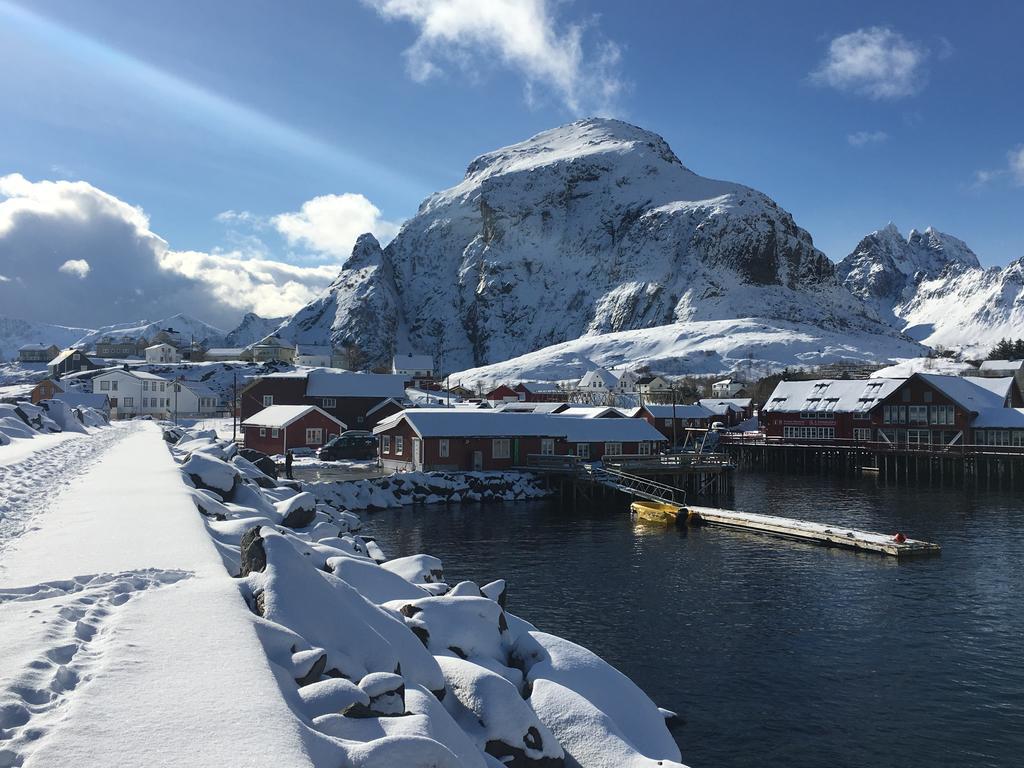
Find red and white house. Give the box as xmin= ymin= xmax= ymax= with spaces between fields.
xmin=373 ymin=409 xmax=667 ymax=472
xmin=242 ymin=405 xmax=346 ymax=455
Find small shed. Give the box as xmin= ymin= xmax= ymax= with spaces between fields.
xmin=241 ymin=405 xmax=347 ymax=454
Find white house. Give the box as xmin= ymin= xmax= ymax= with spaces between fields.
xmin=711 ymin=378 xmax=746 ymax=398
xmin=171 ymin=381 xmax=221 ymax=418
xmin=636 ymin=375 xmax=672 ymax=395
xmin=295 ymin=344 xmax=334 ymax=367
xmin=91 ymin=369 xmax=173 ymax=419
xmin=145 ymin=343 xmax=181 ymax=364
xmin=578 ymin=368 xmax=619 ymax=392
xmin=614 ymin=370 xmax=641 ymax=394
xmin=978 ymin=360 xmax=1024 ymax=391
xmin=392 ymin=353 xmax=434 ymax=381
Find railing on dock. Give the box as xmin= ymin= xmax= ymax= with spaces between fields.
xmin=524 ymin=454 xmax=682 ymax=504
xmin=719 ymin=433 xmax=1024 ymax=457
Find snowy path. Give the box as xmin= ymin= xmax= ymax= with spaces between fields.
xmin=0 ymin=424 xmax=130 ymax=549
xmin=0 ymin=423 xmax=310 ymax=768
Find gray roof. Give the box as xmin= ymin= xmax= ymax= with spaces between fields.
xmin=979 ymin=360 xmax=1024 ymax=372
xmin=53 ymin=392 xmax=109 ymax=409
xmin=635 ymin=404 xmax=714 ymax=419
xmin=972 ymin=407 xmax=1024 ymax=428
xmin=918 ymin=374 xmax=1008 ymax=411
xmin=305 ymin=370 xmax=407 ymax=399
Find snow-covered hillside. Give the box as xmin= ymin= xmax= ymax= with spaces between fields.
xmin=449 ymin=317 xmax=926 ymax=389
xmin=223 ymin=312 xmax=286 ymax=347
xmin=838 ymin=224 xmax=1024 ymax=352
xmin=0 ymin=316 xmax=94 ymax=362
xmin=277 ymin=118 xmax=910 ymax=371
xmin=73 ymin=313 xmax=227 ymax=349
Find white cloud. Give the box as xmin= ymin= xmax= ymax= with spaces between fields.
xmin=0 ymin=173 xmax=339 ymax=328
xmin=847 ymin=130 xmax=889 ymax=147
xmin=1009 ymin=146 xmax=1024 ymax=186
xmin=270 ymin=193 xmax=401 ymax=259
xmin=0 ymin=274 xmax=10 ymax=282
xmin=811 ymin=27 xmax=929 ymax=99
xmin=58 ymin=258 xmax=90 ymax=278
xmin=363 ymin=0 xmax=624 ymax=114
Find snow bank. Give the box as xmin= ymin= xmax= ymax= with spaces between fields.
xmin=0 ymin=400 xmax=109 ymax=448
xmin=164 ymin=425 xmax=686 ymax=767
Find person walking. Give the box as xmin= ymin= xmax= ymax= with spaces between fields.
xmin=285 ymin=449 xmax=294 ymax=480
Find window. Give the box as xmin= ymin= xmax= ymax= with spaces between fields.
xmin=930 ymin=405 xmax=954 ymax=425
xmin=439 ymin=438 xmax=450 ymax=458
xmin=122 ymin=397 xmax=133 ymax=407
xmin=492 ymin=439 xmax=510 ymax=459
xmin=262 ymin=395 xmax=273 ymax=407
xmin=540 ymin=438 xmax=555 ymax=456
xmin=853 ymin=428 xmax=872 ymax=441
xmin=110 ymin=380 xmax=117 ymax=391
xmin=909 ymin=406 xmax=928 ymax=425
xmin=884 ymin=405 xmax=906 ymax=424
xmin=259 ymin=428 xmax=266 ymax=437
xmin=576 ymin=443 xmax=591 ymax=459
xmin=382 ymin=435 xmax=391 ymax=453
xmin=638 ymin=441 xmax=651 ymax=456
xmin=357 ymin=415 xmax=364 ymax=424
xmin=322 ymin=398 xmax=336 ymax=408
xmin=143 ymin=381 xmax=149 ymax=391
xmin=306 ymin=428 xmax=323 ymax=445
xmin=395 ymin=435 xmax=404 ymax=454
xmin=907 ymin=429 xmax=930 ymax=446
xmin=923 ymin=391 xmax=933 ymax=403
xmin=663 ymin=418 xmax=672 ymax=427
xmin=604 ymin=442 xmax=622 ymax=456
xmin=271 ymin=428 xmax=279 ymax=438
xmin=901 ymin=390 xmax=911 ymax=402
xmin=100 ymin=380 xmax=110 ymax=391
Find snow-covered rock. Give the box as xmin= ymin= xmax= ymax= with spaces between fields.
xmin=224 ymin=311 xmax=286 ymax=347
xmin=73 ymin=312 xmax=227 ymax=350
xmin=276 ymin=118 xmax=914 ymax=372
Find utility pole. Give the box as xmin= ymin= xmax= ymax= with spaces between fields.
xmin=232 ymin=373 xmax=237 ymax=442
xmin=671 ymin=383 xmax=678 ymax=448
xmin=173 ymin=379 xmax=179 ymax=426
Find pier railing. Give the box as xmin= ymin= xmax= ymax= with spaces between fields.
xmin=719 ymin=433 xmax=1024 ymax=457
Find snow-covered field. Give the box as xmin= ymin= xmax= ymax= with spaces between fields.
xmin=450 ymin=316 xmax=927 ymax=389
xmin=0 ymin=419 xmax=687 ymax=766
xmin=870 ymin=357 xmax=979 ymax=379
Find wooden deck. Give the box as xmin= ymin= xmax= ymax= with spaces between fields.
xmin=684 ymin=504 xmax=941 ymax=558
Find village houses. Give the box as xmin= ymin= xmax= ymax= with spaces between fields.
xmin=48 ymin=349 xmax=99 ymax=379
xmin=145 ymin=343 xmax=181 ymax=364
xmin=18 ymin=344 xmax=60 ymax=364
xmin=241 ymin=404 xmax=346 ymax=454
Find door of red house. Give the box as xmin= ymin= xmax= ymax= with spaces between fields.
xmin=472 ymin=451 xmax=483 ymax=471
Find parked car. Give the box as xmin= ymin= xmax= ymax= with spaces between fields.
xmin=317 ymin=434 xmax=377 ymax=461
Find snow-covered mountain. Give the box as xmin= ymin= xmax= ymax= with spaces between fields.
xmin=836 ymin=224 xmax=981 ymax=317
xmin=74 ymin=313 xmax=227 ymax=349
xmin=838 ymin=224 xmax=1023 ymax=353
xmin=277 ymin=118 xmax=915 ymax=372
xmin=223 ymin=312 xmax=286 ymax=347
xmin=0 ymin=317 xmax=95 ymax=362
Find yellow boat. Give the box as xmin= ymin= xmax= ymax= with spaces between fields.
xmin=631 ymin=500 xmax=684 ymax=525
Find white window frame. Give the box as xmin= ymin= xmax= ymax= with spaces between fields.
xmin=395 ymin=435 xmax=404 ymax=455
xmin=122 ymin=396 xmax=133 ymax=407
xmin=576 ymin=443 xmax=590 ymax=459
xmin=271 ymin=428 xmax=279 ymax=438
xmin=439 ymin=438 xmax=450 ymax=458
xmin=262 ymin=395 xmax=274 ymax=407
xmin=492 ymin=439 xmax=510 ymax=459
xmin=110 ymin=380 xmax=117 ymax=391
xmin=305 ymin=428 xmax=323 ymax=445
xmin=663 ymin=418 xmax=672 ymax=427
xmin=382 ymin=435 xmax=391 ymax=453
xmin=540 ymin=438 xmax=555 ymax=456
xmin=259 ymin=427 xmax=266 ymax=437
xmin=604 ymin=442 xmax=622 ymax=456
xmin=100 ymin=380 xmax=110 ymax=391
xmin=322 ymin=398 xmax=336 ymax=408
xmin=638 ymin=441 xmax=651 ymax=456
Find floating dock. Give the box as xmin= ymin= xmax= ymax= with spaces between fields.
xmin=684 ymin=504 xmax=941 ymax=558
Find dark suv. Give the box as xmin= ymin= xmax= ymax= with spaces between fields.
xmin=317 ymin=433 xmax=377 ymax=461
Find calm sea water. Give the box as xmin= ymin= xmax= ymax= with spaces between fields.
xmin=365 ymin=472 xmax=1024 ymax=768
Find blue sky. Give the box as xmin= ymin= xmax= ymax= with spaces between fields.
xmin=0 ymin=0 xmax=1021 ymax=327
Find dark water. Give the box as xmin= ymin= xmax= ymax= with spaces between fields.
xmin=365 ymin=473 xmax=1024 ymax=767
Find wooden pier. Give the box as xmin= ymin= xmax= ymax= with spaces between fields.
xmin=684 ymin=504 xmax=941 ymax=558
xmin=722 ymin=435 xmax=1024 ymax=490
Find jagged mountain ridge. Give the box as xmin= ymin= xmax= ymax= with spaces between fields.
xmin=276 ymin=118 xmax=912 ymax=371
xmin=223 ymin=312 xmax=286 ymax=347
xmin=0 ymin=317 xmax=95 ymax=363
xmin=838 ymin=224 xmax=1022 ymax=352
xmin=73 ymin=313 xmax=228 ymax=349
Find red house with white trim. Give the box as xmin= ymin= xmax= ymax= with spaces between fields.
xmin=242 ymin=405 xmax=346 ymax=455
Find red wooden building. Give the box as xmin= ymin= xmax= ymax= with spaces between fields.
xmin=631 ymin=403 xmax=714 ymax=443
xmin=374 ymin=409 xmax=666 ymax=472
xmin=241 ymin=405 xmax=346 ymax=455
xmin=484 ymin=384 xmax=518 ymax=403
xmin=240 ymin=370 xmax=406 ymax=430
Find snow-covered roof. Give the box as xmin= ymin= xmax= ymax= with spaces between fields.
xmin=205 ymin=347 xmax=246 ymax=356
xmin=962 ymin=376 xmax=1014 ymax=401
xmin=917 ymin=374 xmax=1008 ymax=412
xmin=558 ymin=406 xmax=624 ymax=418
xmin=177 ymin=381 xmax=218 ymax=399
xmin=93 ymin=368 xmax=167 ymax=381
xmin=145 ymin=343 xmax=176 ymax=350
xmin=18 ymin=343 xmax=56 ymax=351
xmin=305 ymin=369 xmax=408 ymax=399
xmin=578 ymin=369 xmax=618 ymax=388
xmin=48 ymin=348 xmax=86 ymax=366
xmin=979 ymin=359 xmax=1024 ymax=372
xmin=761 ymin=380 xmax=903 ymax=414
xmin=972 ymin=407 xmax=1024 ymax=429
xmin=374 ymin=409 xmax=665 ymax=443
xmin=242 ymin=404 xmax=345 ymax=429
xmin=493 ymin=402 xmax=569 ymax=413
xmin=392 ymin=353 xmax=433 ymax=371
xmin=698 ymin=397 xmax=753 ymax=414
xmin=295 ymin=344 xmax=332 ymax=356
xmin=634 ymin=404 xmax=714 ymax=419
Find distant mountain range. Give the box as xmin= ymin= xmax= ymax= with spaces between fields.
xmin=4 ymin=120 xmax=1019 ymax=377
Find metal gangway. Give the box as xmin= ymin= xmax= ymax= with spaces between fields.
xmin=525 ymin=454 xmax=682 ymax=504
